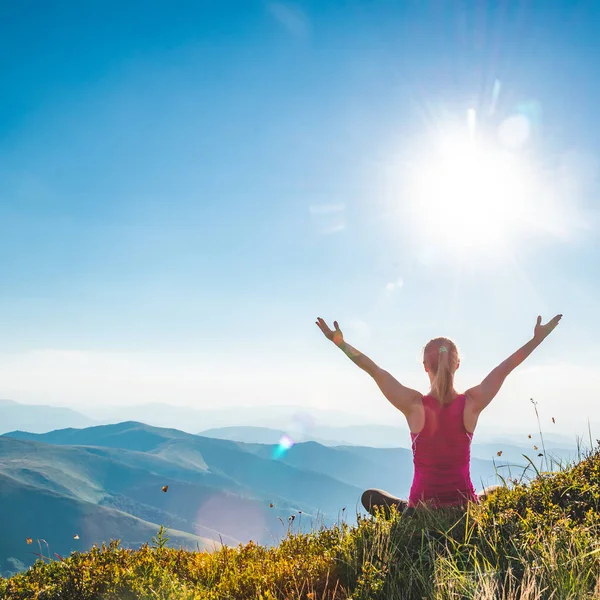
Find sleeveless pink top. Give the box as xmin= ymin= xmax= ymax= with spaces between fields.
xmin=408 ymin=393 xmax=478 ymax=508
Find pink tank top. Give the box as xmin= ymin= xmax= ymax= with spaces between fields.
xmin=408 ymin=393 xmax=478 ymax=508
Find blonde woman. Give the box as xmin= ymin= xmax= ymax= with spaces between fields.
xmin=315 ymin=314 xmax=562 ymax=514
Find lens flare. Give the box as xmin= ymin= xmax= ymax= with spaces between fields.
xmin=272 ymin=434 xmax=295 ymax=459
xmin=271 ymin=412 xmax=315 ymax=459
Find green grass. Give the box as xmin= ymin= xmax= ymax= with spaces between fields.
xmin=2 ymin=441 xmax=600 ymax=600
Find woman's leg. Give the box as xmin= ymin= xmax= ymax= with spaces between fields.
xmin=361 ymin=488 xmax=408 ymax=517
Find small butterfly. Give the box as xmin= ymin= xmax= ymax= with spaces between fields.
xmin=26 ymin=538 xmax=32 ymax=545
xmin=162 ymin=486 xmax=168 ymax=493
xmin=527 ymin=434 xmax=532 ymax=439
xmin=269 ymin=503 xmax=273 ymax=508
xmin=533 ymin=446 xmax=538 ymax=450
xmin=538 ymin=453 xmax=544 ymax=457
xmin=552 ymin=417 xmax=555 ymax=424
xmin=73 ymin=534 xmax=79 ymax=540
xmin=497 ymin=451 xmax=503 ymax=457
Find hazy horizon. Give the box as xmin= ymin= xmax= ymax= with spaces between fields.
xmin=1 ymin=2 xmax=599 ymax=441
xmin=1 ymin=394 xmax=597 ymax=445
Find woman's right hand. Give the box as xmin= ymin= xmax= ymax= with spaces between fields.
xmin=316 ymin=317 xmax=344 ymax=346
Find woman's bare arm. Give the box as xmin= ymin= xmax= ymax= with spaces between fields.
xmin=466 ymin=314 xmax=563 ymax=413
xmin=316 ymin=317 xmax=421 ymax=415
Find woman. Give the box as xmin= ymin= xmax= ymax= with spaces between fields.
xmin=315 ymin=314 xmax=563 ymax=515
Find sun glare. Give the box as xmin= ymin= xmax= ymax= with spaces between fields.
xmin=409 ymin=134 xmax=535 ymax=250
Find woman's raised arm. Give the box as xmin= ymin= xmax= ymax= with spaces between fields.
xmin=316 ymin=317 xmax=421 ymax=415
xmin=465 ymin=314 xmax=563 ymax=414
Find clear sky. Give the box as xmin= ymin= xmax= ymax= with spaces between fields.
xmin=1 ymin=1 xmax=599 ymax=437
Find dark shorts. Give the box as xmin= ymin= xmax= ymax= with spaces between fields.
xmin=361 ymin=488 xmax=478 ymax=517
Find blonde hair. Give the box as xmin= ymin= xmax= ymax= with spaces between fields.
xmin=422 ymin=337 xmax=459 ymax=405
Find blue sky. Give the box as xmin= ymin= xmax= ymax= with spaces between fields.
xmin=1 ymin=1 xmax=599 ymax=436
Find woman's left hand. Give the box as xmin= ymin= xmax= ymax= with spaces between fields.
xmin=533 ymin=314 xmax=563 ymax=341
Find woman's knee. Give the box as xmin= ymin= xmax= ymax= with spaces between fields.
xmin=362 ymin=488 xmax=389 ymax=512
xmin=362 ymin=488 xmax=406 ymax=515
xmin=361 ymin=489 xmax=376 ymax=511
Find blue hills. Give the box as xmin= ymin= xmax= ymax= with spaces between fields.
xmin=0 ymin=418 xmax=577 ymax=577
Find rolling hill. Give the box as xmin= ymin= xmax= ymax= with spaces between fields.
xmin=0 ymin=423 xmax=373 ymax=570
xmin=5 ymin=419 xmax=558 ymax=574
xmin=0 ymin=471 xmax=212 ymax=578
xmin=4 ymin=423 xmax=366 ymax=514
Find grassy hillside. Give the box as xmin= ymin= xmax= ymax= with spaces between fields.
xmin=1 ymin=444 xmax=599 ymax=599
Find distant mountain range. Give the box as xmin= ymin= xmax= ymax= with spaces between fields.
xmin=1 ymin=399 xmax=582 ymax=450
xmin=198 ymin=425 xmax=581 ymax=465
xmin=1 ymin=419 xmax=518 ymax=575
xmin=0 ymin=399 xmax=381 ymax=436
xmin=84 ymin=402 xmax=382 ymax=433
xmin=0 ymin=399 xmax=96 ymax=435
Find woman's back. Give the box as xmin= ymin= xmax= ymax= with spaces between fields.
xmin=316 ymin=314 xmax=563 ymax=515
xmin=408 ymin=393 xmax=477 ymax=507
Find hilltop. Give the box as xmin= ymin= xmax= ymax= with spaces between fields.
xmin=1 ymin=444 xmax=599 ymax=599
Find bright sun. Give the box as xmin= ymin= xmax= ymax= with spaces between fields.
xmin=409 ymin=133 xmax=535 ymax=250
